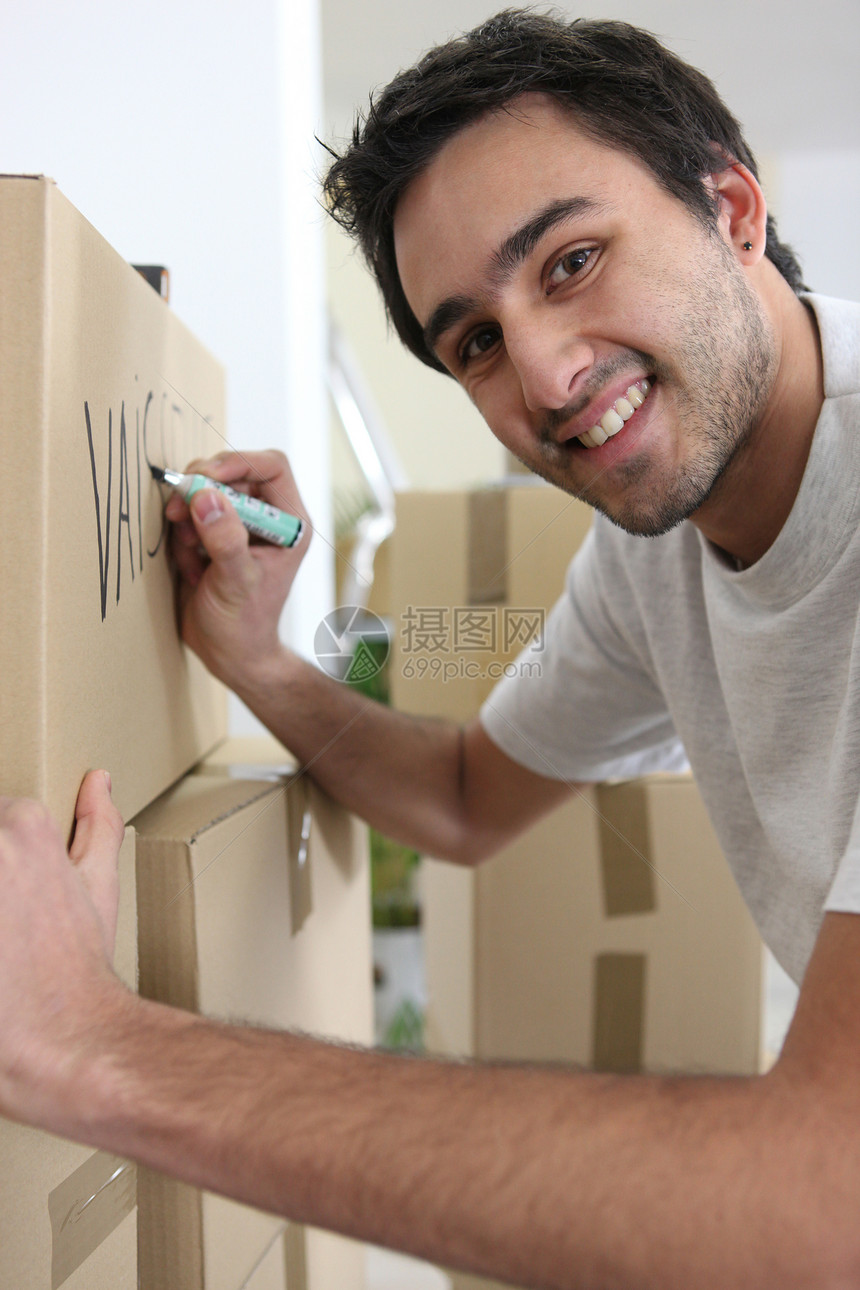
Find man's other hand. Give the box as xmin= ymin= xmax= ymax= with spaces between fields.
xmin=0 ymin=771 xmax=125 ymax=1127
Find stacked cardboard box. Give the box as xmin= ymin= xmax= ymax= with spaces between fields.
xmin=391 ymin=485 xmax=764 ymax=1290
xmin=0 ymin=174 xmax=229 ymax=838
xmin=135 ymin=740 xmax=372 ymax=1290
xmin=421 ymin=776 xmax=762 ymax=1075
xmin=0 ymin=180 xmax=371 ymax=1290
xmin=389 ymin=483 xmax=593 ymax=719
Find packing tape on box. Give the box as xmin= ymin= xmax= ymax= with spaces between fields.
xmin=595 ymin=786 xmax=657 ymax=917
xmin=468 ymin=491 xmax=508 ymax=604
xmin=284 ymin=1220 xmax=309 ymax=1290
xmin=48 ymin=1151 xmax=137 ymax=1289
xmin=592 ymin=952 xmax=647 ymax=1073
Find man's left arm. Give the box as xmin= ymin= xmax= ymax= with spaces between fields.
xmin=2 ymin=789 xmax=859 ymax=1290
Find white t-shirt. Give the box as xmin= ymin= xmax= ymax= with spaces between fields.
xmin=481 ymin=295 xmax=860 ymax=985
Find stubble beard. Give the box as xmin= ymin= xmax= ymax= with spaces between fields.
xmin=529 ymin=242 xmax=779 ymax=539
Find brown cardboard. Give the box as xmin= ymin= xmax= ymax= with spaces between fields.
xmin=423 ymin=777 xmax=763 ymax=1076
xmin=192 ymin=739 xmax=370 ymax=1290
xmin=391 ymin=487 xmax=762 ymax=1078
xmin=391 ymin=483 xmax=592 ymax=720
xmin=133 ymin=767 xmax=372 ymax=1290
xmin=0 ymin=175 xmax=228 ymax=837
xmin=0 ymin=828 xmax=138 ymax=1289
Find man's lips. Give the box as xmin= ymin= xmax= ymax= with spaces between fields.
xmin=553 ymin=377 xmax=654 ymax=449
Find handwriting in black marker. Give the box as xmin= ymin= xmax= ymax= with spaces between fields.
xmin=85 ymin=401 xmax=112 ymax=623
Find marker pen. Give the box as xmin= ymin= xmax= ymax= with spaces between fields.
xmin=151 ymin=465 xmax=303 ymax=548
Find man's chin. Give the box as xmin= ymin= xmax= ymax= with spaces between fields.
xmin=593 ymin=500 xmax=690 ymax=539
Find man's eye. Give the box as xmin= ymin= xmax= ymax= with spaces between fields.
xmin=461 ymin=325 xmax=501 ymax=364
xmin=546 ymin=247 xmax=595 ymax=292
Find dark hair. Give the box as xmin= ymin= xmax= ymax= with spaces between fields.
xmin=324 ymin=9 xmax=806 ymax=374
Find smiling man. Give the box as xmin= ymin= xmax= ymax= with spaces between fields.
xmin=2 ymin=11 xmax=860 ymax=1290
xmin=391 ymin=94 xmax=803 ymax=554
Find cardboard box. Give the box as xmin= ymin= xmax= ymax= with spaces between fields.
xmin=423 ymin=777 xmax=763 ymax=1076
xmin=390 ymin=482 xmax=592 ymax=720
xmin=0 ymin=828 xmax=139 ymax=1290
xmin=133 ymin=765 xmax=372 ymax=1290
xmin=0 ymin=175 xmax=228 ymax=837
xmin=193 ymin=739 xmax=371 ymax=1290
xmin=390 ymin=485 xmax=762 ymax=1075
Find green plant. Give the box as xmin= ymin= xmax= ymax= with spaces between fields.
xmin=348 ymin=628 xmax=423 ymax=928
xmin=382 ymin=997 xmax=425 ymax=1052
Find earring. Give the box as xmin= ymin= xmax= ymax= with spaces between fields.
xmin=742 ymin=241 xmax=753 ymax=251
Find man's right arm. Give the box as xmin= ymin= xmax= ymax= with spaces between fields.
xmin=167 ymin=450 xmax=575 ymax=864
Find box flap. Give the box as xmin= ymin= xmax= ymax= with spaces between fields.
xmin=133 ymin=774 xmax=286 ymax=842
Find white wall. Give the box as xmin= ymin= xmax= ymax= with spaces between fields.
xmin=774 ymin=151 xmax=860 ymax=304
xmin=1 ymin=0 xmax=331 ymax=730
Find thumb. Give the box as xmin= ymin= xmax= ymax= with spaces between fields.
xmin=189 ymin=488 xmax=255 ymax=600
xmin=69 ymin=771 xmax=125 ymax=957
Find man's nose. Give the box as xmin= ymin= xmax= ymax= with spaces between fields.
xmin=505 ymin=317 xmax=594 ymax=413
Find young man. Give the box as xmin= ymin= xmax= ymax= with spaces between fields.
xmin=2 ymin=12 xmax=860 ymax=1287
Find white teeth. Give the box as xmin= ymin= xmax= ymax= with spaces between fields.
xmin=576 ymin=380 xmax=652 ymax=448
xmin=600 ymin=407 xmax=624 ymax=436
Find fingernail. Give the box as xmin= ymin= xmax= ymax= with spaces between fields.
xmin=103 ymin=770 xmax=113 ymax=793
xmin=193 ymin=489 xmax=226 ymax=525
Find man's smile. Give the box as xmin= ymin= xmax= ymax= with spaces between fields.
xmin=572 ymin=378 xmax=652 ymax=448
xmin=542 ymin=375 xmax=655 ymax=455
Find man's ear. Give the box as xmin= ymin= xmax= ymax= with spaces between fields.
xmin=709 ymin=161 xmax=768 ymax=265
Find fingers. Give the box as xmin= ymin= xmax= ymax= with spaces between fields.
xmin=164 ymin=449 xmax=311 ymax=571
xmin=189 ymin=448 xmax=293 ymax=489
xmin=68 ymin=771 xmax=124 ymax=869
xmin=184 ymin=450 xmax=306 ymax=519
xmin=169 ymin=513 xmax=209 ymax=589
xmin=187 ymin=488 xmax=256 ymax=598
xmin=69 ymin=771 xmax=125 ymax=957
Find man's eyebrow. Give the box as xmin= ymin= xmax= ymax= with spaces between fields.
xmin=423 ymin=294 xmax=482 ymax=360
xmin=422 ymin=195 xmax=607 ymax=359
xmin=490 ymin=195 xmax=607 ymax=284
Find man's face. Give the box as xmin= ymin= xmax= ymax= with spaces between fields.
xmin=393 ymin=94 xmax=776 ymax=538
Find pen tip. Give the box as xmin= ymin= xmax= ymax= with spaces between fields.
xmin=150 ymin=465 xmax=166 ymax=482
